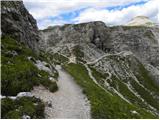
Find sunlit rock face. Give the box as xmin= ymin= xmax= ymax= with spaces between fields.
xmin=39 ymin=20 xmax=158 ymax=68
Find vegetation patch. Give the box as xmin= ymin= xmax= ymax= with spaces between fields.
xmin=1 ymin=36 xmax=59 ymax=118
xmin=1 ymin=97 xmax=45 ymax=119
xmin=72 ymin=45 xmax=84 ymax=62
xmin=131 ymin=80 xmax=158 ymax=111
xmin=89 ymin=65 xmax=157 ymax=114
xmin=64 ymin=63 xmax=157 ymax=119
xmin=51 ymin=53 xmax=69 ymax=64
xmin=135 ymin=62 xmax=158 ymax=94
xmin=1 ymin=36 xmax=58 ymax=96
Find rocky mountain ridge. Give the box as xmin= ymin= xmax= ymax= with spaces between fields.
xmin=1 ymin=1 xmax=39 ymax=52
xmin=1 ymin=1 xmax=58 ymax=119
xmin=1 ymin=0 xmax=159 ymax=119
xmin=39 ymin=20 xmax=159 ymax=68
xmin=39 ymin=19 xmax=159 ymax=116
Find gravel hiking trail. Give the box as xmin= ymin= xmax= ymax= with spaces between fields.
xmin=31 ymin=65 xmax=91 ymax=119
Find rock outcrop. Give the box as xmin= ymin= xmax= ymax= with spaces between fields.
xmin=39 ymin=21 xmax=107 ymax=50
xmin=39 ymin=20 xmax=159 ymax=68
xmin=1 ymin=1 xmax=39 ymax=52
xmin=1 ymin=1 xmax=158 ymax=117
xmin=39 ymin=20 xmax=159 ymax=115
xmin=105 ymin=26 xmax=159 ymax=68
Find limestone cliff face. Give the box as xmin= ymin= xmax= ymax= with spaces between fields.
xmin=39 ymin=21 xmax=159 ymax=115
xmin=105 ymin=26 xmax=159 ymax=68
xmin=39 ymin=21 xmax=107 ymax=49
xmin=39 ymin=21 xmax=159 ymax=68
xmin=1 ymin=1 xmax=39 ymax=52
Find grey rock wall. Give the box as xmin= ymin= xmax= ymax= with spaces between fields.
xmin=39 ymin=21 xmax=159 ymax=68
xmin=1 ymin=1 xmax=39 ymax=52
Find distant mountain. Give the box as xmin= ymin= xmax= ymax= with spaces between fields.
xmin=126 ymin=16 xmax=156 ymax=27
xmin=1 ymin=1 xmax=159 ymax=118
xmin=39 ymin=21 xmax=159 ymax=118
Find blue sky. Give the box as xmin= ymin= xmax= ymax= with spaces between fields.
xmin=24 ymin=0 xmax=159 ymax=29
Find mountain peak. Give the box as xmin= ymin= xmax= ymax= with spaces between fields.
xmin=126 ymin=16 xmax=155 ymax=27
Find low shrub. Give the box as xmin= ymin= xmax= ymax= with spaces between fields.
xmin=1 ymin=97 xmax=45 ymax=119
xmin=4 ymin=110 xmax=22 ymax=119
xmin=49 ymin=82 xmax=58 ymax=92
xmin=1 ymin=36 xmax=58 ymax=96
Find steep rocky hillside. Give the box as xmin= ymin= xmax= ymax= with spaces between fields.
xmin=39 ymin=20 xmax=159 ymax=118
xmin=1 ymin=1 xmax=58 ymax=119
xmin=1 ymin=1 xmax=39 ymax=52
xmin=39 ymin=21 xmax=158 ymax=67
xmin=1 ymin=0 xmax=159 ymax=119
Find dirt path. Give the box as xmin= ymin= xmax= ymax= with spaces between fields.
xmin=31 ymin=65 xmax=91 ymax=119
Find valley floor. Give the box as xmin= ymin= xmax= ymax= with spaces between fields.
xmin=31 ymin=65 xmax=91 ymax=119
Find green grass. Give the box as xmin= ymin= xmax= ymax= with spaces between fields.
xmin=136 ymin=63 xmax=158 ymax=94
xmin=89 ymin=55 xmax=158 ymax=114
xmin=38 ymin=70 xmax=58 ymax=93
xmin=1 ymin=36 xmax=59 ymax=118
xmin=51 ymin=53 xmax=69 ymax=64
xmin=1 ymin=36 xmax=58 ymax=96
xmin=88 ymin=65 xmax=158 ymax=114
xmin=1 ymin=97 xmax=45 ymax=119
xmin=89 ymin=66 xmax=106 ymax=80
xmin=64 ymin=63 xmax=157 ymax=119
xmin=131 ymin=80 xmax=158 ymax=111
xmin=132 ymin=62 xmax=158 ymax=111
xmin=2 ymin=59 xmax=38 ymax=96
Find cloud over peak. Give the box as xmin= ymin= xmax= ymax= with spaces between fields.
xmin=24 ymin=0 xmax=159 ymax=29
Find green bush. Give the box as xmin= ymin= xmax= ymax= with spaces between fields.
xmin=1 ymin=36 xmax=39 ymax=96
xmin=1 ymin=98 xmax=16 ymax=118
xmin=1 ymin=97 xmax=45 ymax=119
xmin=1 ymin=36 xmax=59 ymax=118
xmin=53 ymin=71 xmax=59 ymax=79
xmin=1 ymin=59 xmax=40 ymax=96
xmin=72 ymin=45 xmax=84 ymax=61
xmin=1 ymin=36 xmax=58 ymax=96
xmin=35 ymin=102 xmax=45 ymax=118
xmin=52 ymin=53 xmax=69 ymax=64
xmin=4 ymin=110 xmax=22 ymax=119
xmin=49 ymin=82 xmax=58 ymax=92
xmin=38 ymin=70 xmax=58 ymax=92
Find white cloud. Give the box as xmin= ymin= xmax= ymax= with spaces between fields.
xmin=73 ymin=0 xmax=159 ymax=25
xmin=24 ymin=0 xmax=149 ymax=20
xmin=23 ymin=0 xmax=159 ymax=29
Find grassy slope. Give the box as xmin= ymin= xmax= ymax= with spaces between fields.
xmin=64 ymin=63 xmax=157 ymax=119
xmin=89 ymin=66 xmax=158 ymax=115
xmin=89 ymin=54 xmax=158 ymax=111
xmin=1 ymin=36 xmax=58 ymax=118
xmin=46 ymin=53 xmax=69 ymax=65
